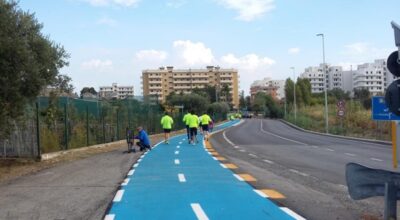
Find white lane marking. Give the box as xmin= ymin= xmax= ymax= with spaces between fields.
xmin=222 ymin=130 xmax=235 ymax=146
xmin=140 ymin=155 xmax=145 ymax=159
xmin=263 ymin=159 xmax=274 ymax=164
xmin=289 ymin=169 xmax=310 ymax=177
xmin=113 ymin=190 xmax=124 ymax=202
xmin=254 ymin=189 xmax=268 ymax=198
xmin=182 ymin=138 xmax=185 ymax=141
xmin=175 ymin=151 xmax=179 ymax=155
xmin=177 ymin=145 xmax=180 ymax=149
xmin=191 ymin=203 xmax=209 ymax=220
xmin=207 ymin=152 xmax=212 ymax=155
xmin=233 ymin=146 xmax=239 ymax=149
xmin=345 ymin=153 xmax=356 ymax=157
xmin=175 ymin=159 xmax=180 ymax=165
xmin=260 ymin=120 xmax=308 ymax=146
xmin=178 ymin=173 xmax=186 ymax=182
xmin=249 ymin=153 xmax=258 ymax=158
xmin=133 ymin=163 xmax=139 ymax=168
xmin=239 ymin=149 xmax=246 ymax=152
xmin=212 ymin=157 xmax=217 ymax=160
xmin=371 ymin=158 xmax=383 ymax=162
xmin=179 ymin=142 xmax=182 ymax=144
xmin=280 ymin=207 xmax=306 ymax=220
xmin=104 ymin=214 xmax=115 ymax=220
xmin=233 ymin=174 xmax=244 ymax=181
xmin=311 ymin=145 xmax=319 ymax=149
xmin=220 ymin=164 xmax=227 ymax=168
xmin=127 ymin=169 xmax=134 ymax=176
xmin=121 ymin=178 xmax=130 ymax=186
xmin=325 ymin=148 xmax=334 ymax=152
xmin=138 ymin=159 xmax=142 ymax=162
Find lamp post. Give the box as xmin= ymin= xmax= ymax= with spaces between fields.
xmin=291 ymin=67 xmax=297 ymax=122
xmin=317 ymin=33 xmax=329 ymax=134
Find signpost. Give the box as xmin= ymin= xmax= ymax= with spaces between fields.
xmin=372 ymin=96 xmax=400 ymax=121
xmin=337 ymin=100 xmax=346 ymax=131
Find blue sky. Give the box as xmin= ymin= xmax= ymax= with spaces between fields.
xmin=19 ymin=0 xmax=399 ymax=96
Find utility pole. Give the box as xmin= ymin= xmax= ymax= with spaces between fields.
xmin=291 ymin=67 xmax=297 ymax=122
xmin=317 ymin=33 xmax=329 ymax=133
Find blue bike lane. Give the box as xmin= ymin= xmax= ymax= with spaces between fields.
xmin=105 ymin=120 xmax=300 ymax=220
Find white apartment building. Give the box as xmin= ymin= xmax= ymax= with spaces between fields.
xmin=250 ymin=77 xmax=285 ymax=100
xmin=99 ymin=83 xmax=134 ymax=99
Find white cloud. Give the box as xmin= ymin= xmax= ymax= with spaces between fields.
xmin=81 ymin=59 xmax=113 ymax=71
xmin=136 ymin=50 xmax=168 ymax=61
xmin=166 ymin=0 xmax=186 ymax=8
xmin=344 ymin=42 xmax=369 ymax=55
xmin=173 ymin=40 xmax=215 ymax=65
xmin=221 ymin=53 xmax=275 ymax=69
xmin=288 ymin=47 xmax=300 ymax=55
xmin=216 ymin=0 xmax=275 ymax=21
xmin=343 ymin=42 xmax=392 ymax=62
xmin=83 ymin=0 xmax=140 ymax=7
xmin=97 ymin=17 xmax=117 ymax=27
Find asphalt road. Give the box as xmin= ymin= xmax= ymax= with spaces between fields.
xmin=210 ymin=119 xmax=395 ymax=220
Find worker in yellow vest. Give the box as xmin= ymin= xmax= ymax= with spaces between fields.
xmin=160 ymin=112 xmax=174 ymax=144
xmin=182 ymin=110 xmax=192 ymax=143
xmin=188 ymin=110 xmax=199 ymax=145
xmin=200 ymin=113 xmax=212 ymax=141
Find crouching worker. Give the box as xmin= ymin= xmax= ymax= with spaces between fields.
xmin=135 ymin=126 xmax=151 ymax=152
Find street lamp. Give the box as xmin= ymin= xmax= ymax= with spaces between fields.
xmin=291 ymin=67 xmax=297 ymax=122
xmin=316 ymin=33 xmax=329 ymax=133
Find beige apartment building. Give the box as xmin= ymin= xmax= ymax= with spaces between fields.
xmin=142 ymin=66 xmax=239 ymax=109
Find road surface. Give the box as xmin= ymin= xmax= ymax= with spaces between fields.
xmin=210 ymin=118 xmax=395 ymax=220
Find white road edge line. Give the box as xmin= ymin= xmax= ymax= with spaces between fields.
xmin=220 ymin=164 xmax=227 ymax=168
xmin=325 ymin=148 xmax=334 ymax=152
xmin=212 ymin=157 xmax=217 ymax=160
xmin=263 ymin=159 xmax=274 ymax=164
xmin=222 ymin=130 xmax=235 ymax=146
xmin=233 ymin=174 xmax=244 ymax=181
xmin=121 ymin=178 xmax=130 ymax=186
xmin=175 ymin=159 xmax=180 ymax=165
xmin=371 ymin=157 xmax=383 ymax=162
xmin=233 ymin=146 xmax=239 ymax=149
xmin=345 ymin=153 xmax=356 ymax=157
xmin=191 ymin=203 xmax=209 ymax=220
xmin=104 ymin=214 xmax=115 ymax=220
xmin=289 ymin=169 xmax=310 ymax=177
xmin=133 ymin=163 xmax=139 ymax=168
xmin=175 ymin=151 xmax=179 ymax=155
xmin=179 ymin=142 xmax=182 ymax=144
xmin=113 ymin=190 xmax=124 ymax=202
xmin=249 ymin=153 xmax=258 ymax=158
xmin=239 ymin=149 xmax=246 ymax=152
xmin=127 ymin=169 xmax=134 ymax=176
xmin=254 ymin=189 xmax=268 ymax=198
xmin=260 ymin=120 xmax=308 ymax=146
xmin=177 ymin=145 xmax=180 ymax=149
xmin=280 ymin=207 xmax=306 ymax=220
xmin=178 ymin=173 xmax=186 ymax=182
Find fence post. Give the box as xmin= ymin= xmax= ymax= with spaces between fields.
xmin=116 ymin=108 xmax=120 ymax=140
xmin=64 ymin=103 xmax=68 ymax=150
xmin=36 ymin=102 xmax=41 ymax=159
xmin=102 ymin=112 xmax=106 ymax=144
xmin=86 ymin=105 xmax=89 ymax=146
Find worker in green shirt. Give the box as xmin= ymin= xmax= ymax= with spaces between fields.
xmin=188 ymin=110 xmax=199 ymax=145
xmin=200 ymin=113 xmax=212 ymax=141
xmin=182 ymin=110 xmax=192 ymax=143
xmin=160 ymin=112 xmax=174 ymax=144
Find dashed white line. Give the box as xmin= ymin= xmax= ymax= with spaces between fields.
xmin=177 ymin=145 xmax=180 ymax=149
xmin=325 ymin=148 xmax=335 ymax=152
xmin=254 ymin=189 xmax=268 ymax=198
xmin=263 ymin=159 xmax=274 ymax=164
xmin=191 ymin=203 xmax=209 ymax=220
xmin=289 ymin=169 xmax=310 ymax=177
xmin=178 ymin=173 xmax=186 ymax=182
xmin=140 ymin=155 xmax=145 ymax=159
xmin=280 ymin=207 xmax=306 ymax=220
xmin=175 ymin=159 xmax=180 ymax=165
xmin=104 ymin=214 xmax=115 ymax=220
xmin=121 ymin=178 xmax=130 ymax=186
xmin=133 ymin=163 xmax=139 ymax=168
xmin=311 ymin=145 xmax=319 ymax=149
xmin=175 ymin=151 xmax=179 ymax=155
xmin=127 ymin=169 xmax=134 ymax=176
xmin=220 ymin=164 xmax=227 ymax=168
xmin=222 ymin=131 xmax=235 ymax=146
xmin=137 ymin=159 xmax=142 ymax=162
xmin=233 ymin=174 xmax=244 ymax=181
xmin=113 ymin=190 xmax=124 ymax=202
xmin=212 ymin=157 xmax=217 ymax=160
xmin=239 ymin=149 xmax=246 ymax=152
xmin=249 ymin=154 xmax=258 ymax=158
xmin=260 ymin=121 xmax=308 ymax=146
xmin=179 ymin=142 xmax=183 ymax=144
xmin=371 ymin=158 xmax=383 ymax=162
xmin=233 ymin=146 xmax=239 ymax=149
xmin=345 ymin=153 xmax=356 ymax=157
xmin=207 ymin=152 xmax=212 ymax=155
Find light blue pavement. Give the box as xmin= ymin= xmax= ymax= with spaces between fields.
xmin=105 ymin=120 xmax=296 ymax=220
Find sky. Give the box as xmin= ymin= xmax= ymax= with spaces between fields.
xmin=18 ymin=0 xmax=400 ymax=96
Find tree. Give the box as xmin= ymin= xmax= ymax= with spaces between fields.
xmin=0 ymin=0 xmax=69 ymax=137
xmin=284 ymin=78 xmax=294 ymax=104
xmin=354 ymin=88 xmax=371 ymax=109
xmin=328 ymin=88 xmax=350 ymax=101
xmin=166 ymin=93 xmax=210 ymax=113
xmin=239 ymin=90 xmax=246 ymax=110
xmin=80 ymin=87 xmax=98 ymax=98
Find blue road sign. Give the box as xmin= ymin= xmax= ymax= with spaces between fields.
xmin=372 ymin=96 xmax=400 ymax=120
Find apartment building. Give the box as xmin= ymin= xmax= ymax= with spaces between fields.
xmin=142 ymin=66 xmax=239 ymax=108
xmin=250 ymin=77 xmax=285 ymax=100
xmin=99 ymin=83 xmax=134 ymax=99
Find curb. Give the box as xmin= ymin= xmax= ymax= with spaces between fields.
xmin=279 ymin=119 xmax=391 ymax=146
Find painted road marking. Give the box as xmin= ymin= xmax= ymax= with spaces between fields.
xmin=133 ymin=163 xmax=139 ymax=168
xmin=191 ymin=203 xmax=209 ymax=220
xmin=211 ymin=152 xmax=219 ymax=156
xmin=325 ymin=148 xmax=335 ymax=152
xmin=345 ymin=153 xmax=356 ymax=157
xmin=215 ymin=156 xmax=227 ymax=161
xmin=121 ymin=178 xmax=130 ymax=186
xmin=178 ymin=174 xmax=186 ymax=182
xmin=222 ymin=130 xmax=235 ymax=146
xmin=220 ymin=164 xmax=227 ymax=168
xmin=212 ymin=157 xmax=217 ymax=160
xmin=254 ymin=190 xmax=268 ymax=198
xmin=175 ymin=159 xmax=180 ymax=165
xmin=140 ymin=155 xmax=145 ymax=159
xmin=249 ymin=153 xmax=258 ymax=158
xmin=104 ymin=214 xmax=115 ymax=220
xmin=177 ymin=145 xmax=180 ymax=149
xmin=207 ymin=152 xmax=212 ymax=155
xmin=238 ymin=174 xmax=257 ymax=182
xmin=289 ymin=169 xmax=309 ymax=177
xmin=260 ymin=120 xmax=307 ymax=146
xmin=239 ymin=149 xmax=246 ymax=153
xmin=371 ymin=158 xmax=383 ymax=162
xmin=224 ymin=163 xmax=238 ymax=169
xmin=233 ymin=174 xmax=244 ymax=181
xmin=175 ymin=151 xmax=179 ymax=155
xmin=127 ymin=169 xmax=134 ymax=176
xmin=233 ymin=146 xmax=239 ymax=149
xmin=138 ymin=159 xmax=142 ymax=162
xmin=260 ymin=189 xmax=286 ymax=199
xmin=263 ymin=159 xmax=274 ymax=164
xmin=281 ymin=207 xmax=306 ymax=220
xmin=311 ymin=145 xmax=319 ymax=149
xmin=113 ymin=190 xmax=124 ymax=202
xmin=179 ymin=142 xmax=182 ymax=144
